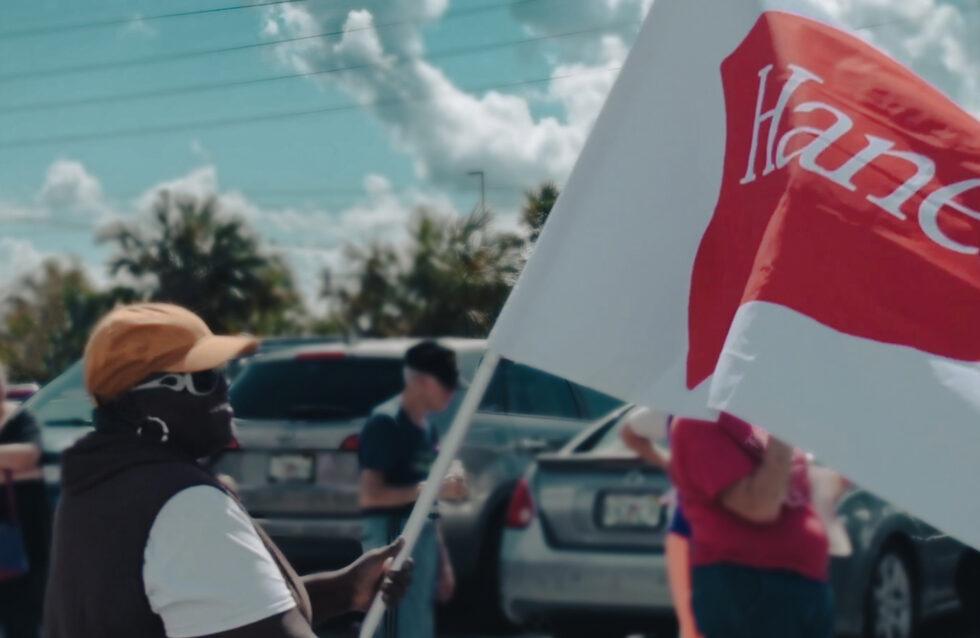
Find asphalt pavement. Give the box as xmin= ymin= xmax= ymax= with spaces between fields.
xmin=317 ymin=610 xmax=979 ymax=638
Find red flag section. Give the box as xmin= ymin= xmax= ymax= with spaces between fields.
xmin=688 ymin=11 xmax=980 ymax=390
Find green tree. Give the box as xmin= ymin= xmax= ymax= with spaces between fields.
xmin=324 ymin=207 xmax=523 ymax=338
xmin=522 ymin=182 xmax=560 ymax=243
xmin=0 ymin=260 xmax=136 ymax=383
xmin=102 ymin=191 xmax=303 ymax=335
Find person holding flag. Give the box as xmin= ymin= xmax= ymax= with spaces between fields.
xmin=43 ymin=304 xmax=413 ymax=638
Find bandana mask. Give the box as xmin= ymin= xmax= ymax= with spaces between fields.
xmin=107 ymin=369 xmax=235 ymax=460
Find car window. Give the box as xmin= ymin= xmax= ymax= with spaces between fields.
xmin=230 ymin=357 xmax=405 ymax=421
xmin=504 ymin=363 xmax=581 ymax=419
xmin=22 ymin=361 xmax=93 ymax=427
xmin=478 ymin=362 xmax=510 ymax=413
xmin=456 ymin=350 xmax=484 ymax=383
xmin=575 ymin=385 xmax=624 ymax=419
xmin=590 ymin=420 xmax=635 ymax=455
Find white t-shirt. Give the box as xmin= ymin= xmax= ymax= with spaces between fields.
xmin=143 ymin=486 xmax=297 ymax=638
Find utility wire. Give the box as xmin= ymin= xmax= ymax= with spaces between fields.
xmin=0 ymin=65 xmax=622 ymax=150
xmin=0 ymin=23 xmax=637 ymax=114
xmin=0 ymin=0 xmax=313 ymax=40
xmin=0 ymin=0 xmax=544 ymax=80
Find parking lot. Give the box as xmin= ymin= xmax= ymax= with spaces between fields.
xmin=317 ymin=614 xmax=979 ymax=638
xmin=19 ymin=346 xmax=979 ymax=638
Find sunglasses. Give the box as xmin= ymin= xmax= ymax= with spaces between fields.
xmin=132 ymin=369 xmax=226 ymax=397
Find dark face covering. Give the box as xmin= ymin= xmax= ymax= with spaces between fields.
xmin=96 ymin=370 xmax=235 ymax=460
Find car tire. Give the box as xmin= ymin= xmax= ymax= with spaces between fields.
xmin=476 ymin=507 xmax=515 ymax=631
xmin=864 ymin=544 xmax=919 ymax=638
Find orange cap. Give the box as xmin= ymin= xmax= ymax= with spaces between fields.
xmin=84 ymin=303 xmax=259 ymax=403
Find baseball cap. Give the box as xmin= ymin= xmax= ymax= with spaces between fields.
xmin=84 ymin=303 xmax=259 ymax=403
xmin=405 ymin=340 xmax=461 ymax=391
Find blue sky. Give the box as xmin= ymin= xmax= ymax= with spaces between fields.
xmin=0 ymin=0 xmax=977 ymax=307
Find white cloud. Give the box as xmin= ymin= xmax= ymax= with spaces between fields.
xmin=133 ymin=166 xmax=462 ymax=309
xmin=190 ymin=139 xmax=211 ymax=163
xmin=510 ymin=0 xmax=650 ymax=62
xmin=0 ymin=200 xmax=37 ymax=223
xmin=0 ymin=159 xmax=114 ymax=299
xmin=259 ymin=0 xmax=979 ymax=204
xmin=3 ymin=160 xmax=469 ymax=310
xmin=810 ymin=0 xmax=980 ymax=113
xmin=259 ymin=1 xmax=640 ymax=201
xmin=134 ymin=165 xmax=219 ymax=211
xmin=0 ymin=238 xmax=47 ymax=299
xmin=120 ymin=15 xmax=158 ymax=39
xmin=37 ymin=159 xmax=106 ymax=216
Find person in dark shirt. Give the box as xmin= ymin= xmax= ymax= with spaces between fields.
xmin=957 ymin=549 xmax=980 ymax=633
xmin=359 ymin=341 xmax=468 ymax=638
xmin=0 ymin=365 xmax=50 ymax=638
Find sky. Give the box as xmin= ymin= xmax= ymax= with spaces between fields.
xmin=0 ymin=0 xmax=978 ymax=309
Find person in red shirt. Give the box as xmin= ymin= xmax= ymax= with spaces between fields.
xmin=669 ymin=413 xmax=832 ymax=638
xmin=620 ymin=410 xmax=702 ymax=638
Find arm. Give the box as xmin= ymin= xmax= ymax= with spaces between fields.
xmin=0 ymin=443 xmax=41 ymax=473
xmin=302 ymin=539 xmax=410 ymax=626
xmin=0 ymin=410 xmax=42 ymax=473
xmin=719 ymin=436 xmax=794 ymax=524
xmin=438 ymin=460 xmax=469 ymax=502
xmin=620 ymin=424 xmax=671 ymax=468
xmin=359 ymin=469 xmax=421 ymax=509
xmin=360 ymin=469 xmax=467 ymax=509
xmin=192 ymin=539 xmax=412 ymax=638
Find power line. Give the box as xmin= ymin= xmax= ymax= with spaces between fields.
xmin=0 ymin=0 xmax=544 ymax=81
xmin=0 ymin=0 xmax=311 ymax=40
xmin=854 ymin=4 xmax=980 ymax=31
xmin=0 ymin=66 xmax=622 ymax=150
xmin=0 ymin=23 xmax=634 ymax=114
xmin=0 ymin=215 xmax=95 ymax=231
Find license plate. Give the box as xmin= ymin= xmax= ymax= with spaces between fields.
xmin=268 ymin=454 xmax=315 ymax=484
xmin=599 ymin=492 xmax=662 ymax=529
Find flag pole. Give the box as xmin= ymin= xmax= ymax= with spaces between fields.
xmin=358 ymin=351 xmax=501 ymax=638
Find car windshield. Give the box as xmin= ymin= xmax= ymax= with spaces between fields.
xmin=230 ymin=356 xmax=405 ymax=421
xmin=21 ymin=361 xmax=94 ymax=427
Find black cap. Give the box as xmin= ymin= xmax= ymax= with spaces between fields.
xmin=405 ymin=340 xmax=460 ymax=391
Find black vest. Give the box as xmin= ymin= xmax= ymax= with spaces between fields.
xmin=43 ymin=431 xmax=312 ymax=638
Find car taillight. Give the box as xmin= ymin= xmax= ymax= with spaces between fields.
xmin=505 ymin=478 xmax=535 ymax=529
xmin=340 ymin=434 xmax=360 ymax=452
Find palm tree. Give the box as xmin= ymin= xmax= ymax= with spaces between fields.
xmin=101 ymin=191 xmax=302 ymax=334
xmin=522 ymin=182 xmax=560 ymax=243
xmin=0 ymin=260 xmax=135 ymax=382
xmin=324 ymin=207 xmax=523 ymax=338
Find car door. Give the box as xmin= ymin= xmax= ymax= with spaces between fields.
xmin=915 ymin=519 xmax=966 ymax=611
xmin=477 ymin=361 xmax=593 ymax=474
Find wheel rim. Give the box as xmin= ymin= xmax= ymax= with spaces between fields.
xmin=872 ymin=553 xmax=913 ymax=638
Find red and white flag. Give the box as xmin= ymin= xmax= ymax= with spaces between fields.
xmin=489 ymin=0 xmax=980 ymax=548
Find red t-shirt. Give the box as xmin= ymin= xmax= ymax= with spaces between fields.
xmin=670 ymin=414 xmax=830 ymax=582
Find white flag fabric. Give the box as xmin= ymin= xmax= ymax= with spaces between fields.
xmin=489 ymin=0 xmax=980 ymax=549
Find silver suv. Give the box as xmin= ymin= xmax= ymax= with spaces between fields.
xmin=215 ymin=338 xmax=623 ymax=606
